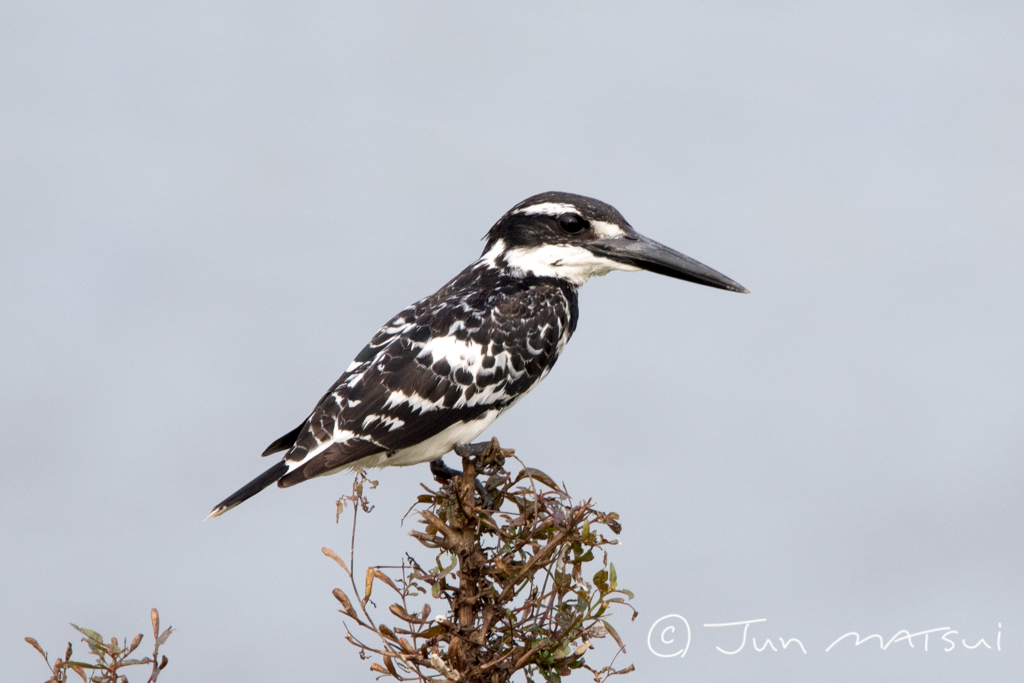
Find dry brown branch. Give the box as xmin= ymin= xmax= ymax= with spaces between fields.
xmin=326 ymin=438 xmax=636 ymax=683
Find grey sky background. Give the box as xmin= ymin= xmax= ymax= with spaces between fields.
xmin=2 ymin=2 xmax=1022 ymax=681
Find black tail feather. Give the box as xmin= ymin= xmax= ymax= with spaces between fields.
xmin=207 ymin=460 xmax=289 ymax=518
xmin=261 ymin=422 xmax=305 ymax=456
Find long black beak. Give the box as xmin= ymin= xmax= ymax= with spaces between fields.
xmin=585 ymin=232 xmax=748 ymax=293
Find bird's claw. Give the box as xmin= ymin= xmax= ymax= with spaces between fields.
xmin=430 ymin=458 xmax=462 ymax=482
xmin=430 ymin=449 xmax=496 ymax=509
xmin=454 ymin=437 xmax=508 ymax=475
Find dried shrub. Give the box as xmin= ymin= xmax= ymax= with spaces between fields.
xmin=325 ymin=438 xmax=636 ymax=683
xmin=25 ymin=608 xmax=172 ymax=683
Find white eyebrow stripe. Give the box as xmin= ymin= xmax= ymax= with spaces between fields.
xmin=512 ymin=205 xmax=626 ymax=238
xmin=589 ymin=220 xmax=626 ymax=238
xmin=513 ymin=202 xmax=580 ymax=216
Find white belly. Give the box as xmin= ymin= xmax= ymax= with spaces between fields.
xmin=309 ymin=410 xmax=501 ymax=479
xmin=380 ymin=409 xmax=501 ymax=467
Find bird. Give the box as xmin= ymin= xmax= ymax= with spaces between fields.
xmin=207 ymin=191 xmax=747 ymax=518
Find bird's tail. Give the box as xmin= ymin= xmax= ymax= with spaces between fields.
xmin=206 ymin=460 xmax=290 ymax=519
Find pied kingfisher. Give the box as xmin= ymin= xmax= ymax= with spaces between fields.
xmin=208 ymin=192 xmax=746 ymax=518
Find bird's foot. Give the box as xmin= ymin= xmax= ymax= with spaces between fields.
xmin=454 ymin=437 xmax=509 ymax=475
xmin=476 ymin=480 xmax=494 ymax=509
xmin=452 ymin=441 xmax=493 ymax=458
xmin=429 ymin=458 xmax=462 ymax=482
xmin=430 ymin=454 xmax=495 ymax=509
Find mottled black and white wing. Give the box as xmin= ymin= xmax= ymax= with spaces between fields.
xmin=207 ymin=266 xmax=577 ymax=518
xmin=277 ymin=270 xmax=578 ymax=484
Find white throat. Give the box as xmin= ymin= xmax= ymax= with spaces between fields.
xmin=484 ymin=241 xmax=640 ymax=286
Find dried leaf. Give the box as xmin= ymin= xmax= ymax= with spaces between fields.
xmin=364 ymin=567 xmax=375 ymax=602
xmin=332 ymin=588 xmax=358 ymax=618
xmin=372 ymin=569 xmax=399 ymax=593
xmin=369 ymin=663 xmax=388 ymax=674
xmin=129 ymin=633 xmax=143 ymax=653
xmin=159 ymin=655 xmax=169 ymax=670
xmin=383 ymin=653 xmax=398 ymax=676
xmin=321 ymin=547 xmax=349 ymax=574
xmin=24 ymin=637 xmax=47 ymax=659
xmin=151 ymin=608 xmax=159 ymax=637
xmin=515 ymin=467 xmax=559 ymax=491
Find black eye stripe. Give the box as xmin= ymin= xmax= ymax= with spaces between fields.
xmin=558 ymin=213 xmax=587 ymax=234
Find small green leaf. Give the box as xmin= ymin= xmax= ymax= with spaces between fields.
xmin=540 ymin=667 xmax=562 ymax=683
xmin=601 ymin=620 xmax=625 ymax=651
xmin=422 ymin=625 xmax=446 ymax=638
xmin=609 ymin=563 xmax=617 ymax=590
xmin=67 ymin=664 xmax=90 ymax=683
xmin=437 ymin=556 xmax=458 ymax=579
xmin=593 ymin=570 xmax=608 ymax=592
xmin=64 ymin=661 xmax=100 ymax=669
xmin=70 ymin=625 xmax=103 ymax=644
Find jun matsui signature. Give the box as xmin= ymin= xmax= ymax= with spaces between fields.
xmin=648 ymin=616 xmax=1003 ymax=658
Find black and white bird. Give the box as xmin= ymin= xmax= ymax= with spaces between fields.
xmin=208 ymin=192 xmax=746 ymax=518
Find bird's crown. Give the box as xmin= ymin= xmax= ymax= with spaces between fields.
xmin=483 ymin=191 xmax=634 ymax=254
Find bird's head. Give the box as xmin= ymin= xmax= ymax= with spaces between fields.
xmin=480 ymin=191 xmax=748 ymax=291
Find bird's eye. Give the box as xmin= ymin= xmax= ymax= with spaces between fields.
xmin=558 ymin=214 xmax=587 ymax=234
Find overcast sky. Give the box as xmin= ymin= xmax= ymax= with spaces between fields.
xmin=3 ymin=2 xmax=1023 ymax=682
